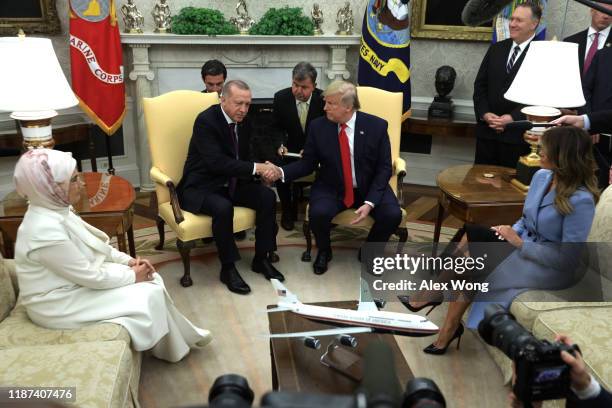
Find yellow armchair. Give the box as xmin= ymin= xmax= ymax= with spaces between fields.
xmin=301 ymin=86 xmax=408 ymax=261
xmin=143 ymin=90 xmax=257 ymax=287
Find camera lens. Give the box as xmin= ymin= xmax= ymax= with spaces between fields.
xmin=402 ymin=377 xmax=446 ymax=408
xmin=477 ymin=304 xmax=538 ymax=360
xmin=208 ymin=374 xmax=254 ymax=408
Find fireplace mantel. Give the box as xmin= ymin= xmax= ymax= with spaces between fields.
xmin=121 ymin=33 xmax=360 ymax=189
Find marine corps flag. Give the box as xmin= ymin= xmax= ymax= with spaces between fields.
xmin=358 ymin=0 xmax=411 ymax=120
xmin=69 ymin=0 xmax=125 ymax=135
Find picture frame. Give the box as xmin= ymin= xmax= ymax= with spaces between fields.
xmin=410 ymin=0 xmax=492 ymax=42
xmin=0 ymin=0 xmax=61 ymax=36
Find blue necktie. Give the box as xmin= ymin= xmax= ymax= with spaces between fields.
xmin=506 ymin=45 xmax=520 ymax=74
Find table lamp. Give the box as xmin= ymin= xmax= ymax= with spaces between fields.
xmin=504 ymin=41 xmax=586 ymax=191
xmin=0 ymin=34 xmax=78 ymax=150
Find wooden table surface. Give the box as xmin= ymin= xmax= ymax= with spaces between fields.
xmin=267 ymin=300 xmax=413 ymax=394
xmin=433 ymin=164 xmax=527 ymax=253
xmin=0 ymin=172 xmax=136 ymax=258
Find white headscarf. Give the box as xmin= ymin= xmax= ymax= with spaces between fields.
xmin=14 ymin=149 xmax=77 ymax=210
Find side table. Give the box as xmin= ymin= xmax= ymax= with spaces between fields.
xmin=433 ymin=165 xmax=526 ymax=255
xmin=0 ymin=172 xmax=136 ymax=258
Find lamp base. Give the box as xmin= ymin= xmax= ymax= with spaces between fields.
xmin=512 ymin=155 xmax=541 ymax=192
xmin=11 ymin=112 xmax=57 ymax=150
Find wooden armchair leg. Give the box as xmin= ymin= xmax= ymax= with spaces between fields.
xmin=177 ymin=239 xmax=196 ymax=287
xmin=301 ymin=219 xmax=312 ymax=262
xmin=396 ymin=226 xmax=409 ymax=253
xmin=155 ymin=216 xmax=165 ymax=250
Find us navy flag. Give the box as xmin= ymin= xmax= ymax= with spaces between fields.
xmin=358 ymin=0 xmax=411 ymax=119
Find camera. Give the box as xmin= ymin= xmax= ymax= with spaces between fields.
xmin=478 ymin=304 xmax=579 ymax=404
xmin=195 ymin=342 xmax=446 ymax=408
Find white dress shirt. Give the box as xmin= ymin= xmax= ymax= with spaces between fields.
xmin=221 ymin=106 xmax=256 ymax=175
xmin=585 ymin=25 xmax=611 ymax=60
xmin=507 ymin=34 xmax=535 ymax=66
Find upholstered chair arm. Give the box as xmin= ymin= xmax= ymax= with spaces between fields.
xmin=150 ymin=167 xmax=185 ymax=224
xmin=393 ymin=157 xmax=406 ymax=204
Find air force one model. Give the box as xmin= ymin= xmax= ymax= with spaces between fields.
xmin=268 ymin=279 xmax=439 ymax=344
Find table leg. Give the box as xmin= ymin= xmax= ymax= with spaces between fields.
xmin=270 ymin=339 xmax=279 ymax=390
xmin=432 ymin=201 xmax=445 ymax=257
xmin=127 ymin=226 xmax=136 ymax=258
xmin=117 ymin=232 xmax=127 ymax=254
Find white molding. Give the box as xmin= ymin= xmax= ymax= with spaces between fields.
xmin=120 ymin=33 xmax=361 ymax=46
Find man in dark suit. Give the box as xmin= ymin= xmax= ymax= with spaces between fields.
xmin=177 ymin=80 xmax=284 ymax=295
xmin=265 ymin=80 xmax=401 ymax=274
xmin=272 ymin=62 xmax=325 ymax=230
xmin=563 ymin=4 xmax=611 ymax=76
xmin=201 ymin=59 xmax=226 ymax=95
xmin=473 ymin=2 xmax=541 ymax=168
xmin=554 ymin=111 xmax=612 ymax=135
xmin=582 ymin=46 xmax=612 ymax=188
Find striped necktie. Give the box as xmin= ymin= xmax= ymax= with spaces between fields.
xmin=506 ymin=45 xmax=521 ymax=74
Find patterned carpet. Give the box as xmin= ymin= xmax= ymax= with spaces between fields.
xmin=128 ymin=220 xmax=459 ymax=266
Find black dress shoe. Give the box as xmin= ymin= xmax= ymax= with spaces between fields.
xmin=313 ymin=249 xmax=333 ymax=275
xmin=252 ymin=257 xmax=285 ymax=281
xmin=220 ymin=267 xmax=251 ymax=295
xmin=234 ymin=231 xmax=247 ymax=241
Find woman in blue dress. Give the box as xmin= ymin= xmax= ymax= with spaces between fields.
xmin=408 ymin=126 xmax=600 ymax=354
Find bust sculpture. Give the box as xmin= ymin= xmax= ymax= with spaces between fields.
xmin=311 ymin=3 xmax=324 ymax=36
xmin=152 ymin=0 xmax=172 ymax=33
xmin=121 ymin=0 xmax=144 ymax=33
xmin=428 ymin=66 xmax=457 ymax=119
xmin=336 ymin=2 xmax=354 ymax=35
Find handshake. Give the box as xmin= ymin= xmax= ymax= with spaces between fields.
xmin=255 ymin=161 xmax=283 ymax=184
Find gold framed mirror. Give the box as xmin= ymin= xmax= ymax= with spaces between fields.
xmin=410 ymin=0 xmax=492 ymax=42
xmin=0 ymin=0 xmax=61 ymax=36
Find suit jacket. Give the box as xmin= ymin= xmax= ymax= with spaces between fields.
xmin=582 ymin=47 xmax=612 ymax=113
xmin=473 ymin=39 xmax=532 ymax=144
xmin=467 ymin=169 xmax=595 ymax=328
xmin=564 ymin=28 xmax=612 ymax=76
xmin=177 ymin=104 xmax=255 ymax=213
xmin=282 ymin=111 xmax=393 ymax=207
xmin=590 ymin=110 xmax=612 ymax=133
xmin=567 ymin=386 xmax=612 ymax=408
xmin=272 ymin=87 xmax=325 ymax=153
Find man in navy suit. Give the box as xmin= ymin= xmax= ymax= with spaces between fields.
xmin=265 ymin=80 xmax=402 ymax=274
xmin=272 ymin=62 xmax=325 ymax=230
xmin=177 ymin=80 xmax=284 ymax=295
xmin=473 ymin=2 xmax=541 ymax=167
xmin=563 ymin=4 xmax=611 ymax=77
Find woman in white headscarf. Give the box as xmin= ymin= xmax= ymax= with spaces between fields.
xmin=13 ymin=149 xmax=211 ymax=362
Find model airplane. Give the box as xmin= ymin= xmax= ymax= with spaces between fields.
xmin=268 ymin=279 xmax=439 ymax=348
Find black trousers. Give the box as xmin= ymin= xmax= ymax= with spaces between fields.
xmin=474 ymin=138 xmax=530 ymax=169
xmin=594 ymin=135 xmax=611 ymax=189
xmin=276 ymin=180 xmax=294 ymax=217
xmin=199 ymin=182 xmax=277 ymax=264
xmin=309 ymin=188 xmax=402 ymax=251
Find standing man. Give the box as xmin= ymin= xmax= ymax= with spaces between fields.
xmin=473 ymin=2 xmax=541 ymax=168
xmin=201 ymin=59 xmax=227 ymax=95
xmin=177 ymin=80 xmax=284 ymax=295
xmin=272 ymin=62 xmax=325 ymax=230
xmin=268 ymin=81 xmax=401 ymax=275
xmin=582 ymin=46 xmax=612 ymax=188
xmin=564 ymin=4 xmax=612 ymax=76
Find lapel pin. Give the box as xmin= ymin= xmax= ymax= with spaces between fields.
xmin=359 ymin=131 xmax=364 ymax=134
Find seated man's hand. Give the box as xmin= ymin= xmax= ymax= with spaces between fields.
xmin=277 ymin=144 xmax=288 ymax=157
xmin=257 ymin=161 xmax=282 ymax=182
xmin=351 ymin=203 xmax=372 ymax=225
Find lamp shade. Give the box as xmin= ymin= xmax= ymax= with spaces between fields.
xmin=504 ymin=41 xmax=586 ymax=108
xmin=0 ymin=37 xmax=78 ymax=114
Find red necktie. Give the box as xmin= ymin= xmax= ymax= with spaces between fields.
xmin=584 ymin=32 xmax=600 ymax=75
xmin=338 ymin=123 xmax=354 ymax=208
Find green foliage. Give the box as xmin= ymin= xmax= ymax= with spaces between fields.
xmin=171 ymin=7 xmax=238 ymax=35
xmin=249 ymin=7 xmax=314 ymax=36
